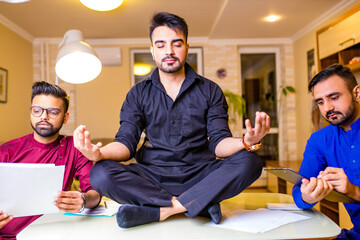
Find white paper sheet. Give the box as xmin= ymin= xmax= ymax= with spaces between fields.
xmin=0 ymin=163 xmax=65 ymax=217
xmin=266 ymin=203 xmax=301 ymax=210
xmin=207 ymin=208 xmax=310 ymax=233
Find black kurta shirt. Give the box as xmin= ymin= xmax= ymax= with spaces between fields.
xmin=115 ymin=63 xmax=232 ymax=168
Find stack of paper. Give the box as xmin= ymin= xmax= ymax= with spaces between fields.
xmin=0 ymin=163 xmax=65 ymax=217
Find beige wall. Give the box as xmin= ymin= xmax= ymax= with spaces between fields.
xmin=0 ymin=23 xmax=33 ymax=144
xmin=76 ymin=44 xmax=139 ymax=139
xmin=293 ymin=32 xmax=316 ymax=160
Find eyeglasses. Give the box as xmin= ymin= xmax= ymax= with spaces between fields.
xmin=30 ymin=106 xmax=62 ymax=119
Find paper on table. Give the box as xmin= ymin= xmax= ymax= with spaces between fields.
xmin=207 ymin=208 xmax=310 ymax=233
xmin=64 ymin=200 xmax=121 ymax=217
xmin=266 ymin=203 xmax=301 ymax=210
xmin=0 ymin=163 xmax=65 ymax=217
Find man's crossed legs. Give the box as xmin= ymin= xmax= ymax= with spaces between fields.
xmin=90 ymin=150 xmax=262 ymax=228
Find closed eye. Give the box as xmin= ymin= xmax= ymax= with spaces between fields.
xmin=330 ymin=95 xmax=339 ymax=101
xmin=316 ymin=100 xmax=324 ymax=105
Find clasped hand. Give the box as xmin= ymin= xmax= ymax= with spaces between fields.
xmin=301 ymin=167 xmax=360 ymax=204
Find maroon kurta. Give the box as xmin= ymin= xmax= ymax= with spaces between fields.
xmin=0 ymin=134 xmax=93 ymax=239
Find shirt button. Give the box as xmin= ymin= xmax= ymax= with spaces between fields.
xmin=351 ymin=145 xmax=355 ymax=149
xmin=353 ymin=160 xmax=356 ymax=164
xmin=171 ymin=120 xmax=176 ymax=124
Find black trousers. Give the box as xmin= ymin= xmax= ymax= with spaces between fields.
xmin=90 ymin=150 xmax=262 ymax=218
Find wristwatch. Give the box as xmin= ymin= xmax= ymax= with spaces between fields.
xmin=240 ymin=136 xmax=261 ymax=152
xmin=78 ymin=191 xmax=86 ymax=213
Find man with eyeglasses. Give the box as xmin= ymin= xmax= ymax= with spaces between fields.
xmin=0 ymin=81 xmax=100 ymax=239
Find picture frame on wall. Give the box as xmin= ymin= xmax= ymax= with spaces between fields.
xmin=0 ymin=67 xmax=8 ymax=103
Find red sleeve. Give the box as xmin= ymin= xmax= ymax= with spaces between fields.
xmin=74 ymin=150 xmax=94 ymax=193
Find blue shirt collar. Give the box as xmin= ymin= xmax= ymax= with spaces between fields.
xmin=350 ymin=117 xmax=360 ymax=131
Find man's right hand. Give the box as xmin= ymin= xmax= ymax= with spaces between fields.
xmin=73 ymin=125 xmax=103 ymax=162
xmin=300 ymin=177 xmax=334 ymax=204
xmin=0 ymin=210 xmax=12 ymax=229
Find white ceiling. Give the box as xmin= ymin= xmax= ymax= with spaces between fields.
xmin=0 ymin=0 xmax=358 ymax=41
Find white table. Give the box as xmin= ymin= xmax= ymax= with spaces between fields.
xmin=18 ymin=193 xmax=341 ymax=240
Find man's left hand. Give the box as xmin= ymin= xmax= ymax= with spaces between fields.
xmin=319 ymin=167 xmax=360 ymax=201
xmin=244 ymin=111 xmax=270 ymax=146
xmin=54 ymin=191 xmax=84 ymax=213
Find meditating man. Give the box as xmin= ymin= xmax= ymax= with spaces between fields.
xmin=74 ymin=12 xmax=270 ymax=228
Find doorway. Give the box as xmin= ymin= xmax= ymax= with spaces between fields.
xmin=239 ymin=47 xmax=281 ymax=162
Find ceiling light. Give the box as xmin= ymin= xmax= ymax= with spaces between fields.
xmin=134 ymin=63 xmax=152 ymax=76
xmin=55 ymin=29 xmax=102 ymax=84
xmin=265 ymin=15 xmax=280 ymax=22
xmin=80 ymin=0 xmax=124 ymax=11
xmin=0 ymin=0 xmax=30 ymax=3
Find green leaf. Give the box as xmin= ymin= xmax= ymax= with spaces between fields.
xmin=223 ymin=90 xmax=246 ymax=119
xmin=286 ymin=86 xmax=295 ymax=92
xmin=282 ymin=88 xmax=287 ymax=96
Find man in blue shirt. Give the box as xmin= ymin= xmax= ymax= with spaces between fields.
xmin=292 ymin=64 xmax=360 ymax=239
xmin=74 ymin=12 xmax=270 ymax=228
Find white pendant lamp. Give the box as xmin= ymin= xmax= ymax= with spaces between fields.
xmin=55 ymin=29 xmax=102 ymax=84
xmin=80 ymin=0 xmax=124 ymax=11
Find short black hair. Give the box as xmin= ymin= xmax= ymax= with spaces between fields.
xmin=31 ymin=81 xmax=70 ymax=113
xmin=149 ymin=12 xmax=188 ymax=43
xmin=308 ymin=63 xmax=358 ymax=93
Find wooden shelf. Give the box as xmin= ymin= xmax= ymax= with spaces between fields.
xmin=317 ymin=4 xmax=360 ymax=72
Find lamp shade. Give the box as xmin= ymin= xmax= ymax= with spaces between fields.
xmin=80 ymin=0 xmax=123 ymax=11
xmin=55 ymin=29 xmax=102 ymax=84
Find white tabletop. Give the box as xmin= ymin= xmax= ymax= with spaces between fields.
xmin=18 ymin=193 xmax=341 ymax=240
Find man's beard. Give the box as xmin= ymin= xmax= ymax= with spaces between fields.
xmin=157 ymin=56 xmax=186 ymax=73
xmin=31 ymin=120 xmax=63 ymax=138
xmin=325 ymin=98 xmax=356 ymax=126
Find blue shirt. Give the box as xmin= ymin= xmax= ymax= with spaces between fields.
xmin=114 ymin=63 xmax=232 ymax=167
xmin=293 ymin=117 xmax=360 ymax=236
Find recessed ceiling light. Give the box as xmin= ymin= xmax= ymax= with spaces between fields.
xmin=0 ymin=0 xmax=30 ymax=3
xmin=265 ymin=15 xmax=281 ymax=22
xmin=80 ymin=0 xmax=124 ymax=11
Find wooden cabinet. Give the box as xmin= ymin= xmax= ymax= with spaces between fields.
xmin=318 ymin=10 xmax=360 ymax=59
xmin=317 ymin=4 xmax=360 ymax=71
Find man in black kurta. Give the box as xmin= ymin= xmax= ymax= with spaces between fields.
xmin=74 ymin=12 xmax=270 ymax=228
